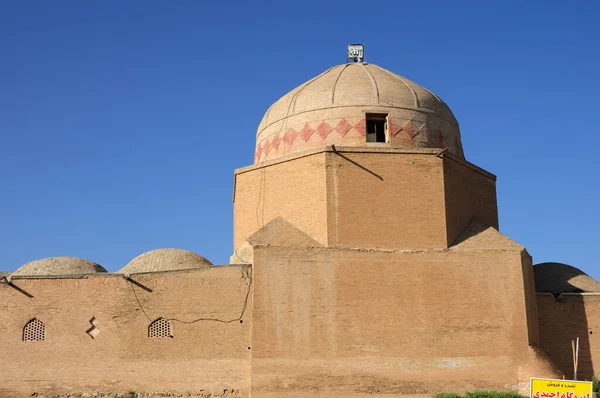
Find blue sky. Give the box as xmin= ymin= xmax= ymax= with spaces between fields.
xmin=1 ymin=1 xmax=599 ymax=277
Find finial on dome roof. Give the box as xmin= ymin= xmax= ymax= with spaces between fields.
xmin=347 ymin=44 xmax=365 ymax=63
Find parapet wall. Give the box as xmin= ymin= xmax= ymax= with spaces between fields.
xmin=0 ymin=265 xmax=252 ymax=397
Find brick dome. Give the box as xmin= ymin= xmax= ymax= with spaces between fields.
xmin=256 ymin=62 xmax=463 ymax=163
xmin=13 ymin=257 xmax=106 ymax=276
xmin=534 ymin=262 xmax=600 ymax=296
xmin=119 ymin=248 xmax=213 ymax=275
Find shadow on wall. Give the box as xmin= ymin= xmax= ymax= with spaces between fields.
xmin=332 ymin=149 xmax=384 ymax=181
xmin=534 ymin=263 xmax=600 ymax=297
xmin=535 ymin=262 xmax=600 ymax=380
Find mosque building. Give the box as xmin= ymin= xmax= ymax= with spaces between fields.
xmin=1 ymin=46 xmax=599 ymax=397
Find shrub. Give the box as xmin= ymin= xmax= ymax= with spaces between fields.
xmin=592 ymin=376 xmax=600 ymax=393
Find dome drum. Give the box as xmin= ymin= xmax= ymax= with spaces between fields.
xmin=255 ymin=107 xmax=462 ymax=163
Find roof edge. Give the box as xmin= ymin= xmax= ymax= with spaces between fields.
xmin=236 ymin=145 xmax=495 ymax=180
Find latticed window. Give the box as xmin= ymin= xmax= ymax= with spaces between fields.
xmin=148 ymin=317 xmax=171 ymax=338
xmin=23 ymin=318 xmax=45 ymax=341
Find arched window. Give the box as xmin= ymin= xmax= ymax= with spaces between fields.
xmin=23 ymin=318 xmax=45 ymax=341
xmin=148 ymin=317 xmax=171 ymax=338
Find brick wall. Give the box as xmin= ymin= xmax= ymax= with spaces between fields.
xmin=325 ymin=150 xmax=447 ymax=249
xmin=443 ymin=156 xmax=498 ymax=246
xmin=235 ymin=148 xmax=499 ymax=252
xmin=0 ymin=266 xmax=252 ymax=396
xmin=537 ymin=293 xmax=600 ymax=380
xmin=234 ymin=152 xmax=328 ymax=249
xmin=250 ymin=243 xmax=548 ymax=396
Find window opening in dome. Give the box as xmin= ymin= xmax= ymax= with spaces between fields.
xmin=366 ymin=114 xmax=388 ymax=143
xmin=148 ymin=317 xmax=172 ymax=338
xmin=23 ymin=318 xmax=45 ymax=341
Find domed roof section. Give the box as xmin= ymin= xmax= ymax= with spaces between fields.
xmin=12 ymin=257 xmax=107 ymax=276
xmin=119 ymin=248 xmax=213 ymax=275
xmin=534 ymin=262 xmax=600 ymax=296
xmin=255 ymin=62 xmax=463 ymax=163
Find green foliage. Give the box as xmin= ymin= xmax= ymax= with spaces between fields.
xmin=592 ymin=376 xmax=600 ymax=393
xmin=434 ymin=391 xmax=527 ymax=398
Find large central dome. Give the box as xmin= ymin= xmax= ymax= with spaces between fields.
xmin=255 ymin=62 xmax=464 ymax=163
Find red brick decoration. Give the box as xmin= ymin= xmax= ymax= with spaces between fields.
xmin=316 ymin=121 xmax=332 ymax=139
xmin=283 ymin=128 xmax=298 ymax=145
xmin=271 ymin=135 xmax=281 ymax=151
xmin=354 ymin=118 xmax=366 ymax=136
xmin=300 ymin=123 xmax=314 ymax=142
xmin=418 ymin=123 xmax=428 ymax=140
xmin=256 ymin=118 xmax=460 ymax=163
xmin=255 ymin=145 xmax=262 ymax=162
xmin=402 ymin=120 xmax=416 ymax=138
xmin=335 ymin=118 xmax=352 ymax=136
xmin=388 ymin=118 xmax=402 ymax=137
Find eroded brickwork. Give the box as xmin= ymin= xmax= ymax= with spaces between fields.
xmin=249 ymin=242 xmax=554 ymax=397
xmin=0 ymin=266 xmax=252 ymax=397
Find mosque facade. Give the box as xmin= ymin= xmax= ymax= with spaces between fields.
xmin=1 ymin=55 xmax=600 ymax=397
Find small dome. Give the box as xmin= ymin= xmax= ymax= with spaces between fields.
xmin=119 ymin=248 xmax=213 ymax=275
xmin=256 ymin=62 xmax=463 ymax=163
xmin=534 ymin=262 xmax=600 ymax=295
xmin=12 ymin=257 xmax=107 ymax=276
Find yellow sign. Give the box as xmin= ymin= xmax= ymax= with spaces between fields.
xmin=531 ymin=378 xmax=593 ymax=398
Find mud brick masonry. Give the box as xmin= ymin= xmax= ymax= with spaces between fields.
xmin=2 ymin=60 xmax=599 ymax=398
